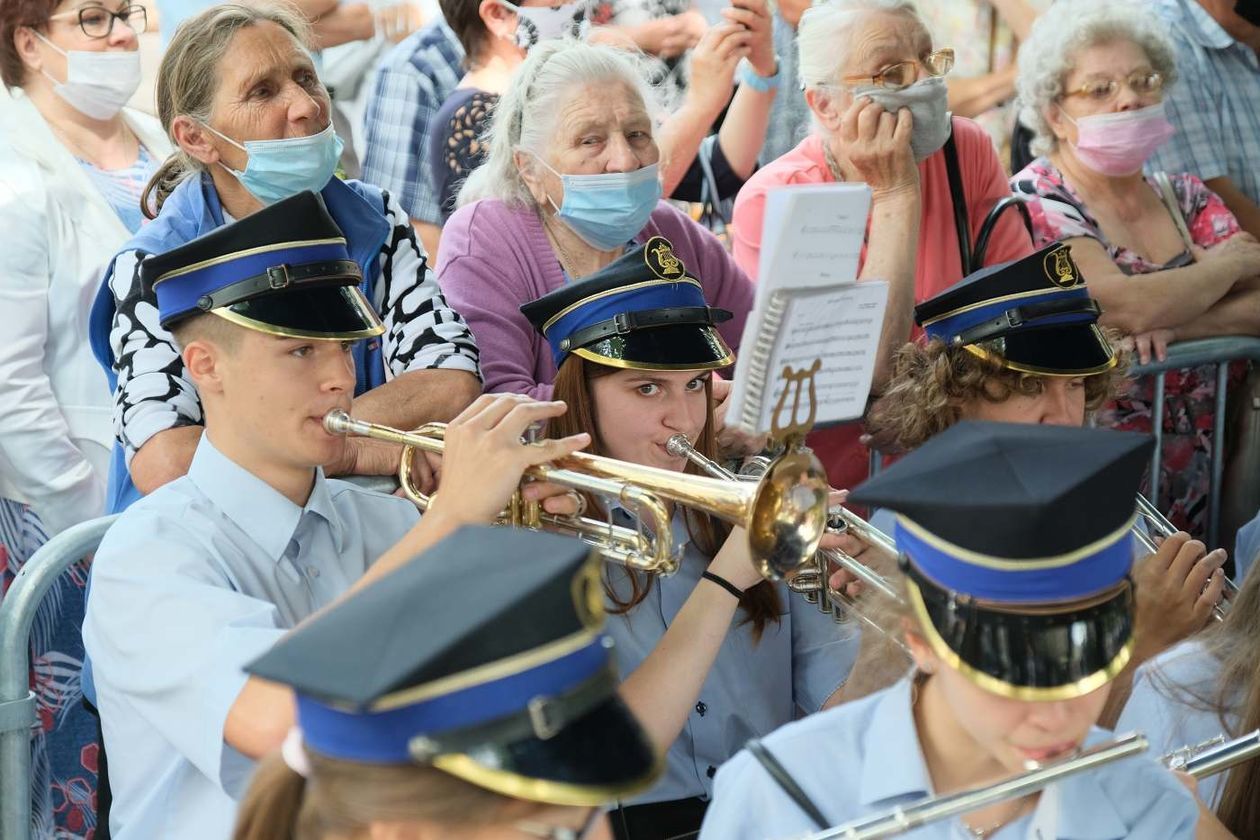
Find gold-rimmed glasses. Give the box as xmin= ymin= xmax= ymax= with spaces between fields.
xmin=840 ymin=48 xmax=955 ymax=90
xmin=1061 ymin=70 xmax=1164 ymax=103
xmin=46 ymin=4 xmax=148 ymax=39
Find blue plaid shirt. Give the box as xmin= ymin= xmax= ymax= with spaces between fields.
xmin=1149 ymin=0 xmax=1260 ymax=203
xmin=360 ymin=21 xmax=465 ymax=225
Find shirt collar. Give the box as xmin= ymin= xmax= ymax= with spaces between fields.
xmin=1047 ymin=734 xmax=1131 ymax=839
xmin=187 ymin=435 xmax=343 ymax=560
xmin=1174 ymin=0 xmax=1236 ymax=50
xmin=857 ymin=681 xmax=1131 ymax=838
xmin=857 ymin=676 xmax=935 ymax=805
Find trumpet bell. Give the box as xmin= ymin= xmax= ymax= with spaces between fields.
xmin=746 ymin=448 xmax=831 ymax=580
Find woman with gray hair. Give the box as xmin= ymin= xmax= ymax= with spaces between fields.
xmin=437 ymin=39 xmax=754 ymax=411
xmin=728 ymin=0 xmax=1033 ymax=496
xmin=1011 ymin=0 xmax=1260 ymax=539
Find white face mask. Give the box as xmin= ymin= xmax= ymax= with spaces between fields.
xmin=35 ymin=31 xmax=141 ymax=120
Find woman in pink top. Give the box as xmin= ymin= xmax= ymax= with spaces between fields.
xmin=731 ymin=0 xmax=1033 ymax=493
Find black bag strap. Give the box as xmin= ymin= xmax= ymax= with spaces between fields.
xmin=745 ymin=738 xmax=829 ymax=830
xmin=942 ymin=131 xmax=973 ymax=277
xmin=973 ymin=196 xmax=1035 ymax=270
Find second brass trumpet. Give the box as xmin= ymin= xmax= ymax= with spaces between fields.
xmin=323 ymin=410 xmax=832 ymax=581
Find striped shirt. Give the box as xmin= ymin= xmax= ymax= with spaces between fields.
xmin=1148 ymin=0 xmax=1260 ymax=203
xmin=360 ymin=21 xmax=465 ymax=226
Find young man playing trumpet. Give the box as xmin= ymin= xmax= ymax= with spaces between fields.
xmin=82 ymin=192 xmax=590 ymax=840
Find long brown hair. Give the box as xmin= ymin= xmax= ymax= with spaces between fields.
xmin=1149 ymin=560 xmax=1260 ymax=835
xmin=234 ymin=751 xmax=541 ymax=840
xmin=548 ymin=355 xmax=782 ymax=639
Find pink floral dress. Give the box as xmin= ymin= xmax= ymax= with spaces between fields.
xmin=1012 ymin=158 xmax=1243 ymax=538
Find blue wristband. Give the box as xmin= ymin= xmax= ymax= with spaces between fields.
xmin=737 ymin=57 xmax=781 ymax=92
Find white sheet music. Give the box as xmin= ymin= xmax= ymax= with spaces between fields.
xmin=756 ymin=183 xmax=871 ymax=306
xmin=738 ymin=283 xmax=889 ymax=434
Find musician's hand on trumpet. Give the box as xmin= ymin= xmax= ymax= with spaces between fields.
xmin=423 ymin=394 xmax=592 ymax=526
xmin=1132 ymin=531 xmax=1227 ymax=662
xmin=709 ymin=376 xmax=769 ymax=459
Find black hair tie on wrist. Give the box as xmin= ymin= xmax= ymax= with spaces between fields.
xmin=701 ymin=570 xmax=744 ymax=600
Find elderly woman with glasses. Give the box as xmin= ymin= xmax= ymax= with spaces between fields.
xmin=729 ymin=0 xmax=1034 ymax=498
xmin=0 ymin=1 xmax=168 ymax=831
xmin=1011 ymin=0 xmax=1260 ymax=538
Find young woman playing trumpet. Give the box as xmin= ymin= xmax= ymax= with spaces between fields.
xmin=522 ymin=236 xmax=860 ymax=840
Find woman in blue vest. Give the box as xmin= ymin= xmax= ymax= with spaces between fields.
xmin=88 ymin=2 xmax=482 ymax=516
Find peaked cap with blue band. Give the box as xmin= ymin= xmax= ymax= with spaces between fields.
xmin=141 ymin=190 xmax=384 ymax=340
xmin=915 ymin=242 xmax=1116 ymax=376
xmin=849 ymin=421 xmax=1154 ymax=701
xmin=246 ymin=526 xmax=660 ymax=806
xmin=520 ymin=236 xmax=734 ymax=371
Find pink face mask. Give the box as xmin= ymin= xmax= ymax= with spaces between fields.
xmin=1063 ymin=102 xmax=1176 ymax=176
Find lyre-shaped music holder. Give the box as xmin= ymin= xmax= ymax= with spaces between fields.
xmin=770 ymin=358 xmax=822 ymax=447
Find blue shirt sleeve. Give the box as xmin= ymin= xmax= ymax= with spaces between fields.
xmin=83 ymin=505 xmax=285 ymax=792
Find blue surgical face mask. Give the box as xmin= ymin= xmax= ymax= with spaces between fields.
xmin=205 ymin=122 xmax=343 ymax=205
xmin=536 ymin=158 xmax=662 ymax=251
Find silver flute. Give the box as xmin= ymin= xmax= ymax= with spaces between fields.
xmin=797 ymin=733 xmax=1149 ymax=840
xmin=1164 ymin=729 xmax=1260 ymax=779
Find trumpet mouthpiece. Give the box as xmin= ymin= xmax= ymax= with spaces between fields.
xmin=323 ymin=409 xmax=353 ymax=436
xmin=665 ymin=435 xmax=693 ymax=458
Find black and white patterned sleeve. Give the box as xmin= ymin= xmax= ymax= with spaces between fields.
xmin=108 ymin=249 xmax=204 ymax=466
xmin=372 ymin=190 xmax=482 ymax=379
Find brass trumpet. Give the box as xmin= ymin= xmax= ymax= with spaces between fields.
xmin=323 ymin=410 xmax=830 ymax=580
xmin=1132 ymin=494 xmax=1237 ymax=622
xmin=666 ymin=435 xmax=907 ymax=650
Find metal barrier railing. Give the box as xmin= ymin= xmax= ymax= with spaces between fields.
xmin=0 ymin=515 xmax=117 ymax=840
xmin=1130 ymin=336 xmax=1260 ymax=549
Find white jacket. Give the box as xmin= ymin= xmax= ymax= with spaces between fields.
xmin=0 ymin=91 xmax=170 ymax=534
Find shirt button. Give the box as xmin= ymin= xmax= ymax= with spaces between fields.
xmin=706 ymin=765 xmax=717 ymax=779
xmin=306 ymin=566 xmax=320 ymax=579
xmin=695 ymin=701 xmax=708 ymax=716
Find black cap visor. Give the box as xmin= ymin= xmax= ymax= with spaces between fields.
xmin=572 ymin=324 xmax=733 ymax=371
xmin=907 ymin=567 xmax=1134 ymax=701
xmin=211 ymin=284 xmax=384 ymax=341
xmin=966 ymin=323 xmax=1116 ymax=377
xmin=432 ymin=694 xmax=662 ymax=806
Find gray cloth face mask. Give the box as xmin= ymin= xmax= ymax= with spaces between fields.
xmin=850 ymin=76 xmax=952 ymax=162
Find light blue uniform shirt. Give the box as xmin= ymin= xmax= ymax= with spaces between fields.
xmin=700 ymin=677 xmax=1200 ymax=840
xmin=1118 ymin=639 xmax=1239 ymax=808
xmin=82 ymin=435 xmax=419 ymax=840
xmin=605 ymin=510 xmax=859 ymax=805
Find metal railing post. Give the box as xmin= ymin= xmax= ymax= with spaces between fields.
xmin=1130 ymin=337 xmax=1260 ymax=548
xmin=0 ymin=516 xmax=117 ymax=840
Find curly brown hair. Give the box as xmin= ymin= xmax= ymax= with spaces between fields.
xmin=864 ymin=332 xmax=1131 ymax=453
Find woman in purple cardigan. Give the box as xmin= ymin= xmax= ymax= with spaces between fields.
xmin=436 ymin=39 xmax=755 ymax=401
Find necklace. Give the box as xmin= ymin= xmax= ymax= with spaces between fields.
xmin=50 ymin=120 xmax=138 ymax=170
xmin=822 ymin=141 xmax=847 ymax=183
xmin=540 ymin=211 xmax=588 ymax=279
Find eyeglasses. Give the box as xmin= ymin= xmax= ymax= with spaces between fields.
xmin=515 ymin=808 xmax=601 ymax=840
xmin=840 ymin=48 xmax=955 ymax=90
xmin=1062 ymin=70 xmax=1164 ymax=103
xmin=46 ymin=4 xmax=148 ymax=39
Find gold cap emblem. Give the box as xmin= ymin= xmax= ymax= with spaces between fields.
xmin=1044 ymin=246 xmax=1080 ymax=289
xmin=644 ymin=235 xmax=686 ymax=280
